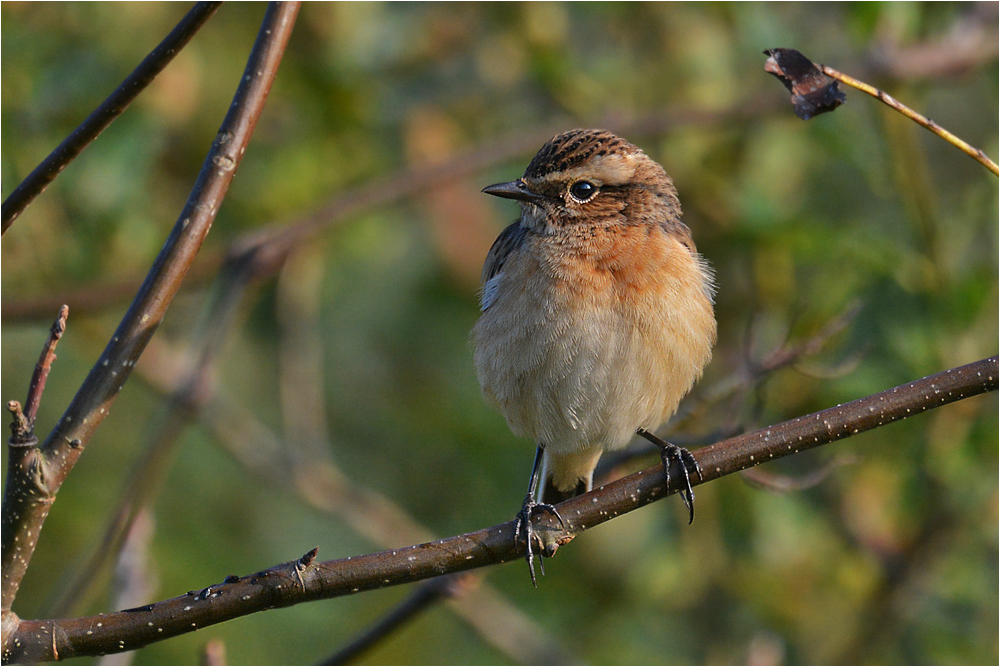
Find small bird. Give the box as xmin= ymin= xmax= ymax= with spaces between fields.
xmin=471 ymin=129 xmax=717 ymax=585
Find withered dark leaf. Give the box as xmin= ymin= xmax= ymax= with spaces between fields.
xmin=764 ymin=48 xmax=846 ymax=120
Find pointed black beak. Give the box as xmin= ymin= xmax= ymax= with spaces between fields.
xmin=481 ymin=179 xmax=548 ymax=205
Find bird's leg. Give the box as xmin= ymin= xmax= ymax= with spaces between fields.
xmin=636 ymin=429 xmax=702 ymax=524
xmin=515 ymin=445 xmax=565 ymax=587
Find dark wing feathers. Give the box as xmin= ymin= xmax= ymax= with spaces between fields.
xmin=482 ymin=221 xmax=528 ymax=285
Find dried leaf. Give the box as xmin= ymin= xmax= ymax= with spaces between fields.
xmin=764 ymin=48 xmax=846 ymax=120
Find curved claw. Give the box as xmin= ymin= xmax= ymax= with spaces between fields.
xmin=515 ymin=495 xmax=565 ymax=587
xmin=637 ymin=429 xmax=702 ymax=524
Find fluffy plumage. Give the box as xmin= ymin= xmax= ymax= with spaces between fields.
xmin=472 ymin=129 xmax=716 ymax=500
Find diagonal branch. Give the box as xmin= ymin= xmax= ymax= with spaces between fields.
xmin=819 ymin=64 xmax=999 ymax=176
xmin=0 ymin=2 xmax=223 ymax=235
xmin=4 ymin=356 xmax=994 ymax=663
xmin=321 ymin=574 xmax=473 ymax=666
xmin=1 ymin=0 xmax=300 ymax=639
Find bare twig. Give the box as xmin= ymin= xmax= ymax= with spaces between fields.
xmin=24 ymin=306 xmax=69 ymax=427
xmin=0 ymin=2 xmax=223 ymax=235
xmin=1 ymin=258 xmax=222 ymax=322
xmin=132 ymin=338 xmax=571 ymax=665
xmin=4 ymin=356 xmax=994 ymax=663
xmin=819 ymin=64 xmax=999 ymax=176
xmin=322 ymin=574 xmax=471 ymax=665
xmin=1 ymin=305 xmax=72 ymax=616
xmin=764 ymin=48 xmax=998 ymax=174
xmin=602 ymin=302 xmax=860 ymax=475
xmin=46 ymin=260 xmax=261 ymax=619
xmin=740 ymin=453 xmax=860 ymax=493
xmin=5 ymin=403 xmax=31 ymax=445
xmin=1 ymin=0 xmax=300 ymax=647
xmin=97 ymin=509 xmax=157 ymax=667
xmin=2 ymin=95 xmax=780 ymax=323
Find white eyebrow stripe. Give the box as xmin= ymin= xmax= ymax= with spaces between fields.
xmin=541 ymin=152 xmax=639 ymax=187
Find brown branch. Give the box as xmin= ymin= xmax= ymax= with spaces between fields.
xmin=1 ymin=305 xmax=72 ymax=617
xmin=4 ymin=305 xmax=69 ymax=450
xmin=0 ymin=0 xmax=300 ymax=647
xmin=0 ymin=2 xmax=223 ymax=235
xmin=24 ymin=306 xmax=69 ymax=427
xmin=4 ymin=356 xmax=994 ymax=663
xmin=41 ymin=236 xmax=566 ymax=663
xmin=118 ymin=331 xmax=571 ymax=664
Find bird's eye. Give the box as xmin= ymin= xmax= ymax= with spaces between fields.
xmin=568 ymin=180 xmax=597 ymax=202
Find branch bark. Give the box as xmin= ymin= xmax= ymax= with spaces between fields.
xmin=4 ymin=355 xmax=994 ymax=663
xmin=0 ymin=2 xmax=223 ymax=235
xmin=1 ymin=0 xmax=300 ymax=653
xmin=22 ymin=306 xmax=70 ymax=428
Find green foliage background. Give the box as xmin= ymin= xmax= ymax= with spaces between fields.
xmin=2 ymin=3 xmax=997 ymax=664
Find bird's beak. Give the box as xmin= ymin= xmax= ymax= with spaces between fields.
xmin=481 ymin=179 xmax=548 ymax=205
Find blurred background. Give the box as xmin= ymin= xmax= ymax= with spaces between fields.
xmin=2 ymin=3 xmax=997 ymax=664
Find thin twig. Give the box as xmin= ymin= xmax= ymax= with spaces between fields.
xmin=0 ymin=2 xmax=223 ymax=235
xmin=1 ymin=306 xmax=71 ymax=615
xmin=673 ymin=302 xmax=861 ymax=431
xmin=3 ymin=356 xmax=994 ymax=663
xmin=45 ymin=261 xmax=260 ymax=619
xmin=740 ymin=453 xmax=860 ymax=494
xmin=602 ymin=301 xmax=860 ymax=474
xmin=24 ymin=306 xmax=69 ymax=427
xmin=820 ymin=64 xmax=999 ymax=176
xmin=322 ymin=575 xmax=469 ymax=665
xmin=2 ymin=96 xmax=779 ymax=323
xmin=5 ymin=403 xmax=31 ymax=445
xmin=2 ymin=258 xmax=222 ymax=322
xmin=97 ymin=509 xmax=157 ymax=667
xmin=1 ymin=0 xmax=299 ymax=641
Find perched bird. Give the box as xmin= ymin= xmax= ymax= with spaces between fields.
xmin=471 ymin=129 xmax=717 ymax=584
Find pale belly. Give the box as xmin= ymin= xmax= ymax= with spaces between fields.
xmin=472 ymin=230 xmax=715 ymax=457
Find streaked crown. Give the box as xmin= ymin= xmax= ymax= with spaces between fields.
xmin=524 ymin=129 xmax=638 ymax=179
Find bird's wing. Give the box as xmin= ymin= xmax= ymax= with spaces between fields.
xmin=480 ymin=221 xmax=528 ymax=311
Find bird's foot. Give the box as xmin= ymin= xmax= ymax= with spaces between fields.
xmin=515 ymin=494 xmax=565 ymax=587
xmin=637 ymin=429 xmax=703 ymax=524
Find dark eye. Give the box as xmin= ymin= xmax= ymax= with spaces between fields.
xmin=569 ymin=180 xmax=597 ymax=202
